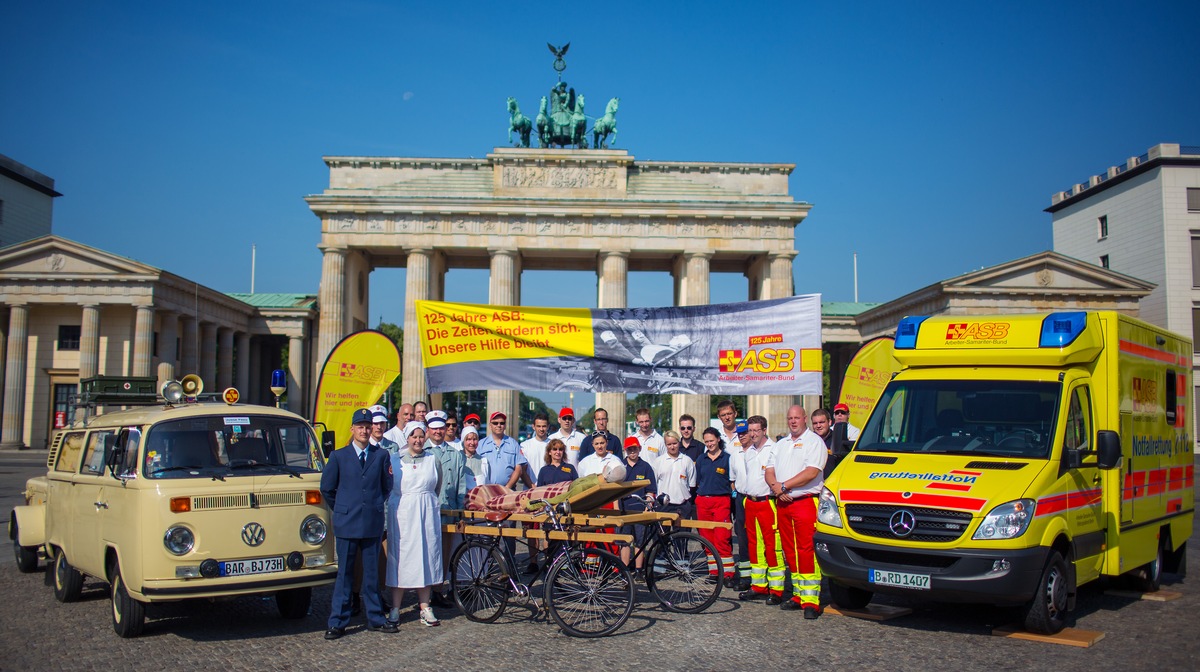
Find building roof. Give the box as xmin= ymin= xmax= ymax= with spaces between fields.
xmin=1046 ymin=143 xmax=1200 ymax=213
xmin=0 ymin=153 xmax=61 ymax=198
xmin=822 ymin=301 xmax=881 ymax=316
xmin=226 ymin=292 xmax=317 ymax=309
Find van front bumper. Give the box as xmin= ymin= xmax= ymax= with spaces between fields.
xmin=137 ymin=565 xmax=337 ymax=601
xmin=814 ymin=532 xmax=1049 ymax=606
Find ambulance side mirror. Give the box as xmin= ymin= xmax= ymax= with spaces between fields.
xmin=1095 ymin=430 xmax=1122 ymax=470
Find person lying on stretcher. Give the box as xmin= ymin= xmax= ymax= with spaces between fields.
xmin=466 ymin=463 xmax=628 ymax=513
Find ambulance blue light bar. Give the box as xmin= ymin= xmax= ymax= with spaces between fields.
xmin=1039 ymin=312 xmax=1087 ymax=348
xmin=894 ymin=316 xmax=930 ymax=349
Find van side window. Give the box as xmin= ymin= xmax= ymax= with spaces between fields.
xmin=117 ymin=427 xmax=142 ymax=476
xmin=54 ymin=432 xmax=86 ymax=473
xmin=1064 ymin=387 xmax=1092 ymax=454
xmin=80 ymin=430 xmax=116 ymax=474
xmin=1165 ymin=370 xmax=1177 ymax=426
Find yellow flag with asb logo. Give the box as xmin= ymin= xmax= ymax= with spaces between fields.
xmin=838 ymin=336 xmax=899 ymax=421
xmin=312 ymin=330 xmax=401 ymax=446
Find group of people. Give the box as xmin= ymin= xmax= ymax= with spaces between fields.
xmin=320 ymin=398 xmax=860 ymax=638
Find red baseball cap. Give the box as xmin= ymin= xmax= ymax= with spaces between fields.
xmin=623 ymin=436 xmax=641 ymax=450
xmin=559 ymin=407 xmax=575 ymax=419
xmin=833 ymin=403 xmax=850 ymax=413
xmin=489 ymin=411 xmax=507 ymax=422
xmin=463 ymin=413 xmax=481 ymax=424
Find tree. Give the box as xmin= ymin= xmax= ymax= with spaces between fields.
xmin=376 ymin=322 xmax=403 ymax=408
xmin=626 ymin=394 xmax=672 ymax=434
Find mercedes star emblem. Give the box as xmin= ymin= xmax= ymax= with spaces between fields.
xmin=889 ymin=510 xmax=916 ymax=538
xmin=242 ymin=522 xmax=266 ymax=547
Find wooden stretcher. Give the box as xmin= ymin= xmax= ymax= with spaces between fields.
xmin=442 ymin=480 xmax=732 ymax=544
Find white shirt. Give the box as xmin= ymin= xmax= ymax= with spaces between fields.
xmin=731 ymin=440 xmax=775 ymax=498
xmin=520 ymin=435 xmax=550 ymax=485
xmin=383 ymin=425 xmax=405 ymax=446
xmin=578 ymin=452 xmax=622 ymax=478
xmin=767 ymin=429 xmax=827 ymax=497
xmin=846 ymin=423 xmax=861 ymax=441
xmin=635 ymin=429 xmax=666 ymax=468
xmin=654 ymin=452 xmax=697 ymax=505
xmin=550 ymin=428 xmax=588 ymax=468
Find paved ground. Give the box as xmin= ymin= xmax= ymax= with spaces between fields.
xmin=2 ymin=450 xmax=1197 ymax=672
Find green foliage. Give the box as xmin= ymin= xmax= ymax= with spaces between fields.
xmin=625 ymin=394 xmax=673 ymax=434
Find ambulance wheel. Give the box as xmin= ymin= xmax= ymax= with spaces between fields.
xmin=276 ymin=587 xmax=312 ymax=619
xmin=1023 ymin=550 xmax=1068 ymax=634
xmin=11 ymin=517 xmax=38 ymax=573
xmin=1129 ymin=533 xmax=1165 ymax=593
xmin=830 ymin=581 xmax=873 ymax=610
xmin=450 ymin=541 xmax=509 ymax=623
xmin=52 ymin=549 xmax=83 ymax=603
xmin=110 ymin=562 xmax=146 ymax=638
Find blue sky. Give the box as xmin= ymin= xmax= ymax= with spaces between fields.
xmin=4 ymin=2 xmax=1198 ymax=334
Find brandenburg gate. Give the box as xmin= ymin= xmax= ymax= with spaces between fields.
xmin=306 ymin=146 xmax=810 ymax=432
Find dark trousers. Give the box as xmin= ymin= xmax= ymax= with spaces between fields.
xmin=330 ymin=536 xmax=384 ymax=629
xmin=660 ymin=500 xmax=695 ymax=520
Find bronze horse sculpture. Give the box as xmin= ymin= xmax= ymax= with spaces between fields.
xmin=593 ymin=97 xmax=619 ymax=149
xmin=507 ymin=97 xmax=532 ymax=148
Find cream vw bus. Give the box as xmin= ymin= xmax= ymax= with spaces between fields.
xmin=9 ymin=377 xmax=336 ymax=637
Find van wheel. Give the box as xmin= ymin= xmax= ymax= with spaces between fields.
xmin=52 ymin=549 xmax=83 ymax=603
xmin=11 ymin=519 xmax=38 ymax=573
xmin=829 ymin=581 xmax=873 ymax=610
xmin=110 ymin=563 xmax=146 ymax=638
xmin=276 ymin=587 xmax=312 ymax=619
xmin=1129 ymin=533 xmax=1165 ymax=593
xmin=1023 ymin=550 xmax=1069 ymax=634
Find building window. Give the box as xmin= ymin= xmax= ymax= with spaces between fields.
xmin=57 ymin=325 xmax=81 ymax=351
xmin=1193 ymin=236 xmax=1200 ymax=287
xmin=1099 ymin=254 xmax=1109 ymax=269
xmin=1188 ymin=188 xmax=1200 ymax=212
xmin=1193 ymin=308 xmax=1200 ymax=352
xmin=1098 ymin=215 xmax=1108 ymax=239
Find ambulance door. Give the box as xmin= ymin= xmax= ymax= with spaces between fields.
xmin=1061 ymin=385 xmax=1105 ymax=584
xmin=1119 ymin=413 xmax=1133 ymax=525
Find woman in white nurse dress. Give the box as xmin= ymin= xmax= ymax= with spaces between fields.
xmin=385 ymin=421 xmax=444 ymax=627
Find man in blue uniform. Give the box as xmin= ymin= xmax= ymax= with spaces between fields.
xmin=321 ymin=408 xmax=396 ymax=639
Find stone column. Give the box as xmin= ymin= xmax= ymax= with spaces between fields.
xmin=747 ymin=250 xmax=799 ymax=433
xmin=596 ymin=250 xmax=629 ymax=435
xmin=79 ymin=304 xmax=101 ymax=381
xmin=235 ymin=332 xmax=251 ymax=397
xmin=200 ymin=322 xmax=217 ymax=390
xmin=486 ymin=248 xmax=520 ymax=425
xmin=156 ymin=311 xmax=178 ymax=387
xmin=217 ymin=327 xmax=234 ymax=389
xmin=672 ymin=252 xmax=712 ymax=433
xmin=402 ymin=247 xmax=432 ymax=406
xmin=180 ymin=316 xmax=199 ymax=375
xmin=248 ymin=337 xmax=262 ymax=404
xmin=0 ymin=308 xmax=7 ymax=427
xmin=315 ymin=246 xmax=347 ymax=378
xmin=1 ymin=305 xmax=30 ymax=450
xmin=288 ymin=335 xmax=305 ymax=415
xmin=132 ymin=305 xmax=155 ymax=378
xmin=428 ymin=252 xmax=447 ymax=412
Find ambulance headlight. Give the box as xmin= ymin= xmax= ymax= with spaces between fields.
xmin=972 ymin=499 xmax=1036 ymax=540
xmin=817 ymin=487 xmax=842 ymax=528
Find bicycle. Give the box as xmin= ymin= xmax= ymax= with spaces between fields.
xmin=449 ymin=498 xmax=636 ymax=638
xmin=608 ymin=494 xmax=724 ymax=613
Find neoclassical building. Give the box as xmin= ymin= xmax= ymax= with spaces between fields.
xmin=306 ymin=147 xmax=812 ymax=433
xmin=0 ymin=236 xmax=317 ymax=450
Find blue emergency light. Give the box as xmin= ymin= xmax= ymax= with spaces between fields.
xmin=894 ymin=316 xmax=930 ymax=349
xmin=1039 ymin=312 xmax=1087 ymax=348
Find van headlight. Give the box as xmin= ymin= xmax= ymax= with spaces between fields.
xmin=300 ymin=515 xmax=327 ymax=545
xmin=972 ymin=499 xmax=1036 ymax=540
xmin=164 ymin=525 xmax=195 ymax=555
xmin=817 ymin=487 xmax=842 ymax=528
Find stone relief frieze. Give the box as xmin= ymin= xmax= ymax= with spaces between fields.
xmin=501 ymin=166 xmax=620 ymax=190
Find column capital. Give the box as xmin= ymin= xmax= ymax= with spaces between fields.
xmin=680 ymin=251 xmax=714 ymax=261
xmin=488 ymin=247 xmax=520 ymax=260
xmin=317 ymin=244 xmax=349 ymax=255
xmin=768 ymin=249 xmax=799 ymax=261
xmin=598 ymin=249 xmax=631 ymax=260
xmin=406 ymin=246 xmax=434 ymax=255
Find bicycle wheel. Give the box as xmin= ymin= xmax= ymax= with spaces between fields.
xmin=546 ymin=546 xmax=634 ymax=638
xmin=450 ymin=540 xmax=510 ymax=623
xmin=646 ymin=530 xmax=723 ymax=613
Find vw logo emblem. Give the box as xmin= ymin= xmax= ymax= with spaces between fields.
xmin=888 ymin=510 xmax=916 ymax=538
xmin=242 ymin=522 xmax=266 ymax=547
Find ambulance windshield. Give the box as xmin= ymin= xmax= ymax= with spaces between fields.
xmin=856 ymin=380 xmax=1060 ymax=459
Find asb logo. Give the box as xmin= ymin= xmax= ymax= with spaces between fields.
xmin=337 ymin=361 xmax=385 ymax=383
xmin=945 ymin=322 xmax=1010 ymax=341
xmin=718 ymin=348 xmax=796 ymax=373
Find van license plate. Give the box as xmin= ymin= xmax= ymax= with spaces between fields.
xmin=869 ymin=569 xmax=930 ymax=590
xmin=220 ymin=556 xmax=285 ymax=577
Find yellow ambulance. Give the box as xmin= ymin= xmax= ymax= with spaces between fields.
xmin=816 ymin=311 xmax=1193 ymax=633
xmin=9 ymin=377 xmax=336 ymax=637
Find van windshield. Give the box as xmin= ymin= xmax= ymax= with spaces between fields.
xmin=856 ymin=380 xmax=1061 ymax=459
xmin=143 ymin=415 xmax=323 ymax=479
